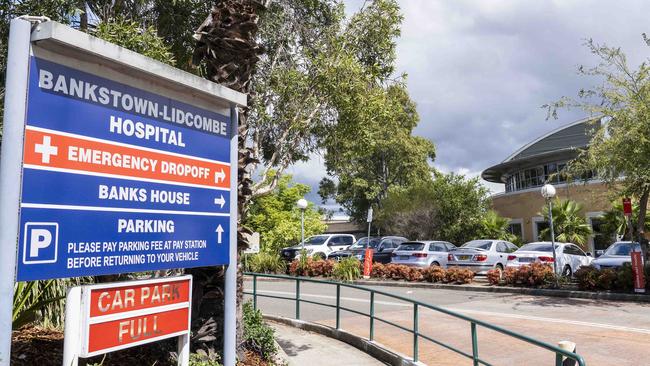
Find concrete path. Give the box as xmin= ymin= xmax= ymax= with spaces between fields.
xmin=269 ymin=321 xmax=386 ymax=366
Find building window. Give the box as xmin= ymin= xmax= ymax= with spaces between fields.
xmin=504 ymin=160 xmax=596 ymax=193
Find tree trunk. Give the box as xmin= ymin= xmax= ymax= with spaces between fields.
xmin=637 ymin=189 xmax=649 ymax=261
xmin=190 ymin=0 xmax=263 ymax=361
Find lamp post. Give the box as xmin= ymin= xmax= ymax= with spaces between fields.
xmin=297 ymin=198 xmax=308 ymax=251
xmin=541 ymin=184 xmax=558 ymax=279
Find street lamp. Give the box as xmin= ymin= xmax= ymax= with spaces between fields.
xmin=541 ymin=184 xmax=558 ymax=277
xmin=297 ymin=198 xmax=308 ymax=251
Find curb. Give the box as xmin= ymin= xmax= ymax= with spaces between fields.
xmin=265 ymin=315 xmax=424 ymax=366
xmin=245 ymin=276 xmax=650 ymax=304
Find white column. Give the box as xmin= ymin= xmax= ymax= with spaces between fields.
xmin=0 ymin=18 xmax=31 ymax=366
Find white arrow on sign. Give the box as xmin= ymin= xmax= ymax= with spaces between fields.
xmin=216 ymin=225 xmax=224 ymax=244
xmin=214 ymin=195 xmax=226 ymax=208
xmin=214 ymin=169 xmax=226 ymax=183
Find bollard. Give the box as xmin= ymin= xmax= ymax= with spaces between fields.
xmin=557 ymin=341 xmax=577 ymax=366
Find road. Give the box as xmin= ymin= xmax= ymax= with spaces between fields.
xmin=244 ymin=278 xmax=650 ymax=366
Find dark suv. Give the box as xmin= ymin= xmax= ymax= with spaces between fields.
xmin=328 ymin=236 xmax=408 ymax=264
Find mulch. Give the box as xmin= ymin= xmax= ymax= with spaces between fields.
xmin=11 ymin=326 xmax=272 ymax=366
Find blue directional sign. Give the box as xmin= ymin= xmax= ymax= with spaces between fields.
xmin=15 ymin=57 xmax=233 ymax=281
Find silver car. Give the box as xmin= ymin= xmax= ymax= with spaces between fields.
xmin=391 ymin=241 xmax=457 ymax=268
xmin=592 ymin=241 xmax=640 ymax=270
xmin=447 ymin=239 xmax=518 ymax=275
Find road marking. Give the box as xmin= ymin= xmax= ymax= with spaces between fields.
xmin=251 ymin=289 xmax=650 ymax=335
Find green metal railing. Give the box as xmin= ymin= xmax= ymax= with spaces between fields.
xmin=244 ymin=272 xmax=586 ymax=366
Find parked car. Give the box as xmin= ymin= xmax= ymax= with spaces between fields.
xmin=328 ymin=236 xmax=408 ymax=264
xmin=280 ymin=234 xmax=356 ymax=261
xmin=506 ymin=241 xmax=593 ymax=276
xmin=447 ymin=239 xmax=518 ymax=275
xmin=592 ymin=241 xmax=640 ymax=270
xmin=390 ymin=241 xmax=457 ymax=268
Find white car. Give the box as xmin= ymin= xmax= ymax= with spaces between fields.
xmin=280 ymin=234 xmax=355 ymax=260
xmin=447 ymin=239 xmax=518 ymax=275
xmin=506 ymin=242 xmax=593 ymax=276
xmin=391 ymin=241 xmax=457 ymax=268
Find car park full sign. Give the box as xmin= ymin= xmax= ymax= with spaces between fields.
xmin=15 ymin=54 xmax=233 ymax=281
xmin=64 ymin=276 xmax=192 ymax=360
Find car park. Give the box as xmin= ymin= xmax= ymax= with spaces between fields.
xmin=390 ymin=241 xmax=457 ymax=268
xmin=447 ymin=239 xmax=518 ymax=275
xmin=592 ymin=241 xmax=640 ymax=270
xmin=280 ymin=234 xmax=355 ymax=261
xmin=506 ymin=241 xmax=593 ymax=276
xmin=328 ymin=236 xmax=408 ymax=264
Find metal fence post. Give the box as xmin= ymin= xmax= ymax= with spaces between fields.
xmin=336 ymin=284 xmax=341 ymax=329
xmin=370 ymin=291 xmax=375 ymax=341
xmin=471 ymin=322 xmax=479 ymax=366
xmin=556 ymin=353 xmax=563 ymax=366
xmin=295 ymin=279 xmax=301 ymax=320
xmin=413 ymin=303 xmax=419 ymax=362
xmin=253 ymin=274 xmax=258 ymax=310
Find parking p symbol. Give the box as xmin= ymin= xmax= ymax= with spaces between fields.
xmin=23 ymin=222 xmax=58 ymax=264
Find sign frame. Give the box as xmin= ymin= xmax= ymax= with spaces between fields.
xmin=63 ymin=275 xmax=193 ymax=365
xmin=0 ymin=18 xmax=244 ymax=365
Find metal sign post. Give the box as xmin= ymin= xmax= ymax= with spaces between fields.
xmin=0 ymin=18 xmax=31 ymax=366
xmin=0 ymin=19 xmax=245 ymax=365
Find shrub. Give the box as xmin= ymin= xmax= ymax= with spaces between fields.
xmin=616 ymin=263 xmax=634 ymax=291
xmin=444 ymin=267 xmax=474 ymax=284
xmin=502 ymin=267 xmax=517 ymax=285
xmin=332 ymin=257 xmax=361 ymax=281
xmin=498 ymin=263 xmax=554 ymax=288
xmin=575 ymin=266 xmax=599 ymax=291
xmin=597 ymin=269 xmax=618 ymax=290
xmin=486 ymin=269 xmax=501 ymax=285
xmin=370 ymin=263 xmax=388 ymax=278
xmin=245 ymin=252 xmax=286 ymax=274
xmin=309 ymin=259 xmax=336 ymax=277
xmin=422 ymin=266 xmax=446 ymax=283
xmin=289 ymin=250 xmax=314 ymax=276
xmin=242 ymin=301 xmax=277 ymax=361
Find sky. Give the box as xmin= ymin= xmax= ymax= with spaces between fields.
xmin=287 ymin=0 xmax=650 ymax=213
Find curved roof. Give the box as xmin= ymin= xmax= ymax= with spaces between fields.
xmin=482 ymin=117 xmax=600 ymax=183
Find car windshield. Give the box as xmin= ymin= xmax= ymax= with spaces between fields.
xmin=604 ymin=242 xmax=640 ymax=256
xmin=303 ymin=235 xmax=328 ymax=245
xmin=519 ymin=243 xmax=554 ymax=252
xmin=461 ymin=240 xmax=492 ymax=250
xmin=350 ymin=237 xmax=381 ymax=249
xmin=397 ymin=242 xmax=425 ymax=251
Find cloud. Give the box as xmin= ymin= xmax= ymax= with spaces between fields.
xmin=289 ymin=0 xmax=650 ymax=209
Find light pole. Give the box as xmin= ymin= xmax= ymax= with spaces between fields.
xmin=297 ymin=198 xmax=308 ymax=251
xmin=541 ymin=184 xmax=558 ymax=279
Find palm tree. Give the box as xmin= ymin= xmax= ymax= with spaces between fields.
xmin=600 ymin=200 xmax=650 ymax=241
xmin=539 ymin=199 xmax=592 ymax=248
xmin=190 ymin=0 xmax=264 ymax=359
xmin=479 ymin=210 xmax=518 ymax=243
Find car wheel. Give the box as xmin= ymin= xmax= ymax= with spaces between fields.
xmin=430 ymin=261 xmax=440 ymax=267
xmin=562 ymin=265 xmax=572 ymax=277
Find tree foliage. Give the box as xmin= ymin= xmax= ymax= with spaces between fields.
xmin=246 ymin=174 xmax=326 ymax=254
xmin=600 ymin=200 xmax=650 ymax=241
xmin=538 ymin=199 xmax=592 ymax=248
xmin=94 ymin=17 xmax=175 ymax=64
xmin=375 ymin=173 xmax=491 ymax=244
xmin=478 ymin=210 xmax=518 ymax=244
xmin=545 ymin=37 xmax=650 ymax=256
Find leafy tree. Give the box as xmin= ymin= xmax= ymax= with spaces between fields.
xmin=94 ymin=17 xmax=175 ymax=64
xmin=478 ymin=211 xmax=518 ymax=244
xmin=246 ymin=174 xmax=327 ymax=254
xmin=538 ymin=199 xmax=592 ymax=248
xmin=600 ymin=200 xmax=650 ymax=241
xmin=375 ymin=173 xmax=491 ymax=244
xmin=545 ymin=38 xmax=650 ymax=258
